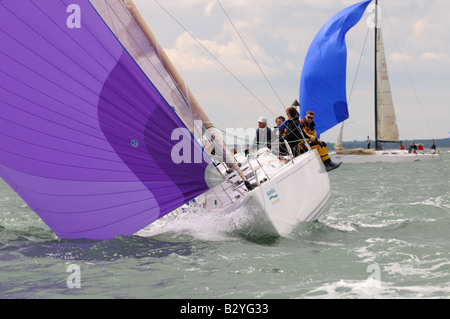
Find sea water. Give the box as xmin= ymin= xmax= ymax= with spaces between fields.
xmin=1 ymin=150 xmax=449 ymax=300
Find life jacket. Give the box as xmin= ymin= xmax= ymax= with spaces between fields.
xmin=300 ymin=118 xmax=318 ymax=142
xmin=282 ymin=117 xmax=302 ymax=145
xmin=280 ymin=117 xmax=309 ymax=157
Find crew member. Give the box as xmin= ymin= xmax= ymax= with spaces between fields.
xmin=299 ymin=110 xmax=341 ymax=171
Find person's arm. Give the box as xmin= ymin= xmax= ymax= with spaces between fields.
xmin=299 ymin=122 xmax=316 ymax=142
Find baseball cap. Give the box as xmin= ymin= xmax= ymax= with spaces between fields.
xmin=258 ymin=116 xmax=267 ymax=123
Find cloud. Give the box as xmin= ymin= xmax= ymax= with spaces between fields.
xmin=390 ymin=52 xmax=413 ymax=64
xmin=133 ymin=0 xmax=450 ymax=140
xmin=165 ymin=32 xmax=276 ymax=76
xmin=413 ymin=17 xmax=444 ymax=38
xmin=421 ymin=52 xmax=450 ymax=63
xmin=165 ymin=33 xmax=220 ymax=73
xmin=204 ymin=2 xmax=215 ymax=16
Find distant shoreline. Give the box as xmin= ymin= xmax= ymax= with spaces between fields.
xmin=229 ymin=138 xmax=450 ymax=151
xmin=331 ymin=138 xmax=450 ymax=150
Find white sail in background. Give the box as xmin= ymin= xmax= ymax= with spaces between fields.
xmin=326 ymin=1 xmax=440 ymax=163
xmin=376 ymin=28 xmax=399 ymax=142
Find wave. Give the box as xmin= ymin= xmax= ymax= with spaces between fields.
xmin=137 ymin=198 xmax=267 ymax=242
xmin=303 ymin=278 xmax=450 ymax=299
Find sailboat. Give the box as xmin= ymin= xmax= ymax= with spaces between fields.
xmin=0 ymin=0 xmax=331 ymax=240
xmin=300 ymin=0 xmax=441 ymax=164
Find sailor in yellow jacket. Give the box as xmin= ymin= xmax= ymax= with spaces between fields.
xmin=300 ymin=110 xmax=341 ymax=171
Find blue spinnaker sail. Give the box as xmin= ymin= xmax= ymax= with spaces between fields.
xmin=300 ymin=0 xmax=372 ymax=136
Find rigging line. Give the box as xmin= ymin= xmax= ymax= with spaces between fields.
xmin=338 ymin=27 xmax=372 ymax=141
xmin=216 ymin=0 xmax=286 ymax=110
xmin=380 ymin=3 xmax=435 ymax=140
xmin=344 ymin=120 xmax=372 ymax=135
xmin=348 ymin=27 xmax=370 ymax=106
xmin=213 ymin=123 xmax=310 ymax=148
xmin=151 ymin=0 xmax=277 ymax=117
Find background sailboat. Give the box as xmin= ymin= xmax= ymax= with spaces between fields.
xmin=0 ymin=0 xmax=331 ymax=239
xmin=300 ymin=0 xmax=441 ymax=163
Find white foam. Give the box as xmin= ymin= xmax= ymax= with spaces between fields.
xmin=136 ymin=199 xmax=260 ymax=241
xmin=304 ymin=278 xmax=385 ymax=299
xmin=304 ymin=278 xmax=450 ymax=298
xmin=384 ymin=258 xmax=450 ymax=279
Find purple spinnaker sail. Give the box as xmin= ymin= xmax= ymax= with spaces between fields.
xmin=0 ymin=0 xmax=215 ymax=239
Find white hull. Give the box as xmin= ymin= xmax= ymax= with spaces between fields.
xmin=249 ymin=150 xmax=331 ymax=236
xmin=330 ymin=150 xmax=441 ymax=163
xmin=187 ymin=148 xmax=331 ymax=237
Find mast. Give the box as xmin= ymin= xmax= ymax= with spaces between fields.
xmin=374 ymin=0 xmax=379 ymax=149
xmin=373 ymin=0 xmax=401 ymax=147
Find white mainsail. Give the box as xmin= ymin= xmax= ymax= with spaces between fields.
xmin=376 ymin=27 xmax=400 ymax=142
xmin=328 ymin=1 xmax=440 ymax=162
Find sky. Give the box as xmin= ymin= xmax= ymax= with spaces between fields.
xmin=133 ymin=0 xmax=450 ymax=143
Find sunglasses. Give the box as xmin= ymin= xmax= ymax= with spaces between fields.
xmin=306 ymin=116 xmax=314 ymax=120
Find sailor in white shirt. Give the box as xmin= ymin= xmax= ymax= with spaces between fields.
xmin=252 ymin=117 xmax=272 ymax=151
